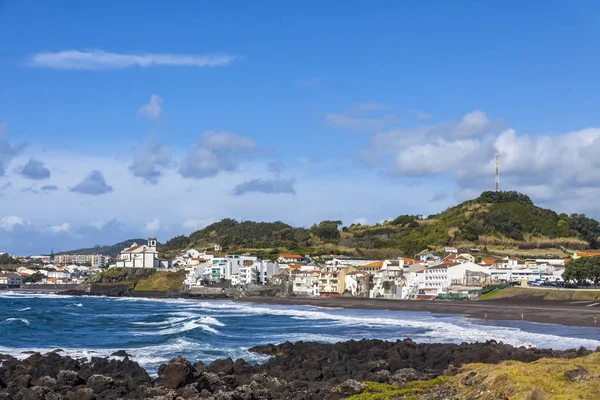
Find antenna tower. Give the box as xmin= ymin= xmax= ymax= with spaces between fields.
xmin=495 ymin=153 xmax=500 ymax=192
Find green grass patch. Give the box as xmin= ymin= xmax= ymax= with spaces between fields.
xmin=347 ymin=376 xmax=449 ymax=400
xmin=451 ymin=352 xmax=600 ymax=399
xmin=480 ymin=287 xmax=600 ymax=301
xmin=133 ymin=271 xmax=186 ymax=292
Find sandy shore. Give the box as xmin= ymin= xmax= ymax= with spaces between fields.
xmin=239 ymin=296 xmax=600 ymax=328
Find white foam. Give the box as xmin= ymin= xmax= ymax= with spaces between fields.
xmin=133 ymin=317 xmax=221 ymax=336
xmin=0 ymin=291 xmax=73 ymax=299
xmin=17 ymin=307 xmax=31 ymax=312
xmin=2 ymin=318 xmax=30 ymax=326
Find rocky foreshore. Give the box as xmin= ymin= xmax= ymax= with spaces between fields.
xmin=0 ymin=339 xmax=594 ymax=400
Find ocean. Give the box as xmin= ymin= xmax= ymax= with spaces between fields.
xmin=1 ymin=291 xmax=599 ymax=374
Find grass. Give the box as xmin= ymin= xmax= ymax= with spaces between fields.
xmin=133 ymin=271 xmax=186 ymax=292
xmin=449 ymin=352 xmax=600 ymax=399
xmin=346 ymin=377 xmax=449 ymax=400
xmin=480 ymin=287 xmax=600 ymax=301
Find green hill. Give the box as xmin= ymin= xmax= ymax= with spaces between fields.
xmin=56 ymin=239 xmax=146 ymax=257
xmin=159 ymin=191 xmax=600 ymax=259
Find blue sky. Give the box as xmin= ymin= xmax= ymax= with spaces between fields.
xmin=1 ymin=1 xmax=600 ymax=254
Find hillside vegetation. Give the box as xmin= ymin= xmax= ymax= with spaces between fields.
xmin=57 ymin=239 xmax=146 ymax=257
xmin=159 ymin=191 xmax=600 ymax=259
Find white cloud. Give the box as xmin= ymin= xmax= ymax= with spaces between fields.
xmin=1 ymin=216 xmax=26 ymax=231
xmin=359 ymin=110 xmax=502 ymax=167
xmin=352 ymin=217 xmax=369 ymax=225
xmin=71 ymin=170 xmax=113 ymax=195
xmin=138 ymin=94 xmax=163 ymax=121
xmin=326 ymin=103 xmax=397 ymax=133
xmin=49 ymin=223 xmax=70 ymax=233
xmin=0 ymin=122 xmax=24 ymax=176
xmin=409 ymin=110 xmax=432 ymax=121
xmin=182 ymin=218 xmax=215 ymax=231
xmin=145 ymin=218 xmax=160 ymax=233
xmin=179 ymin=131 xmax=256 ymax=179
xmin=130 ymin=143 xmax=172 ymax=184
xmin=28 ymin=50 xmax=237 ymax=70
xmin=232 ymin=178 xmax=296 ymax=196
xmin=455 ymin=110 xmax=492 ymax=137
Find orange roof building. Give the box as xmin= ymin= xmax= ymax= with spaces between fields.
xmin=573 ymin=251 xmax=600 ymax=260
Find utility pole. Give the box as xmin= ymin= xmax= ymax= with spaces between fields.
xmin=495 ymin=153 xmax=500 ymax=192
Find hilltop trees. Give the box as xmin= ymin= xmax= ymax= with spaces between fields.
xmin=310 ymin=220 xmax=342 ymax=242
xmin=476 ymin=191 xmax=534 ymax=205
xmin=563 ymin=256 xmax=600 ymax=286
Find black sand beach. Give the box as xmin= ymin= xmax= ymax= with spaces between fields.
xmin=239 ymin=296 xmax=600 ymax=328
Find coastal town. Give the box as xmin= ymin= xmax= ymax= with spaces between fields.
xmin=2 ymin=237 xmax=599 ymax=300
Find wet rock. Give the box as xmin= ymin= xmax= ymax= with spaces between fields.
xmin=109 ymin=350 xmax=131 ymax=358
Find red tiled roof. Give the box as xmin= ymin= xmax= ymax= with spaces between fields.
xmin=280 ymin=254 xmax=303 ymax=259
xmin=576 ymin=251 xmax=600 ymax=257
xmin=364 ymin=261 xmax=384 ymax=268
xmin=123 ymin=245 xmax=142 ymax=253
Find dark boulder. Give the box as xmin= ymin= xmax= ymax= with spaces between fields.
xmin=209 ymin=357 xmax=234 ymax=375
xmin=158 ymin=356 xmax=196 ymax=390
xmin=86 ymin=375 xmax=114 ymax=393
xmin=334 ymin=379 xmax=365 ymax=396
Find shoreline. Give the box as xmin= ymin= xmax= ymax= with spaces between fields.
xmin=5 ymin=287 xmax=600 ymax=328
xmin=238 ymin=296 xmax=600 ymax=328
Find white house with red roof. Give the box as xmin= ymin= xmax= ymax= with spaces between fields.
xmin=115 ymin=238 xmax=160 ymax=269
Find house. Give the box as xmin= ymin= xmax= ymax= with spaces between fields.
xmin=370 ymin=268 xmax=404 ymax=299
xmin=360 ymin=261 xmax=384 ymax=273
xmin=344 ymin=271 xmax=369 ymax=296
xmin=277 ymin=254 xmax=304 ymax=263
xmin=0 ymin=272 xmax=22 ymax=287
xmin=444 ymin=247 xmax=458 ymax=254
xmin=422 ymin=262 xmax=490 ymax=295
xmin=237 ymin=260 xmax=278 ymax=285
xmin=318 ymin=266 xmax=355 ymax=296
xmin=479 ymin=258 xmax=496 ymax=267
xmin=47 ymin=270 xmax=71 ymax=284
xmin=291 ymin=270 xmax=320 ymax=296
xmin=403 ymin=267 xmax=425 ymax=299
xmin=115 ymin=238 xmax=160 ymax=269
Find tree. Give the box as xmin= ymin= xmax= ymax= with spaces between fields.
xmin=310 ymin=220 xmax=342 ymax=242
xmin=563 ymin=256 xmax=600 ymax=286
xmin=22 ymin=272 xmax=45 ymax=284
xmin=568 ymin=214 xmax=600 ymax=248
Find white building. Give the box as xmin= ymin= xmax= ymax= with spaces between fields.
xmin=422 ymin=262 xmax=490 ymax=294
xmin=0 ymin=272 xmax=22 ymax=287
xmin=291 ymin=270 xmax=320 ymax=296
xmin=277 ymin=254 xmax=304 ymax=263
xmin=115 ymin=238 xmax=160 ymax=269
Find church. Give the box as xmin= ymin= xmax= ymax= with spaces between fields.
xmin=115 ymin=238 xmax=161 ymax=269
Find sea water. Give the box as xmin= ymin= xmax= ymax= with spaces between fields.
xmin=1 ymin=291 xmax=599 ymax=374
